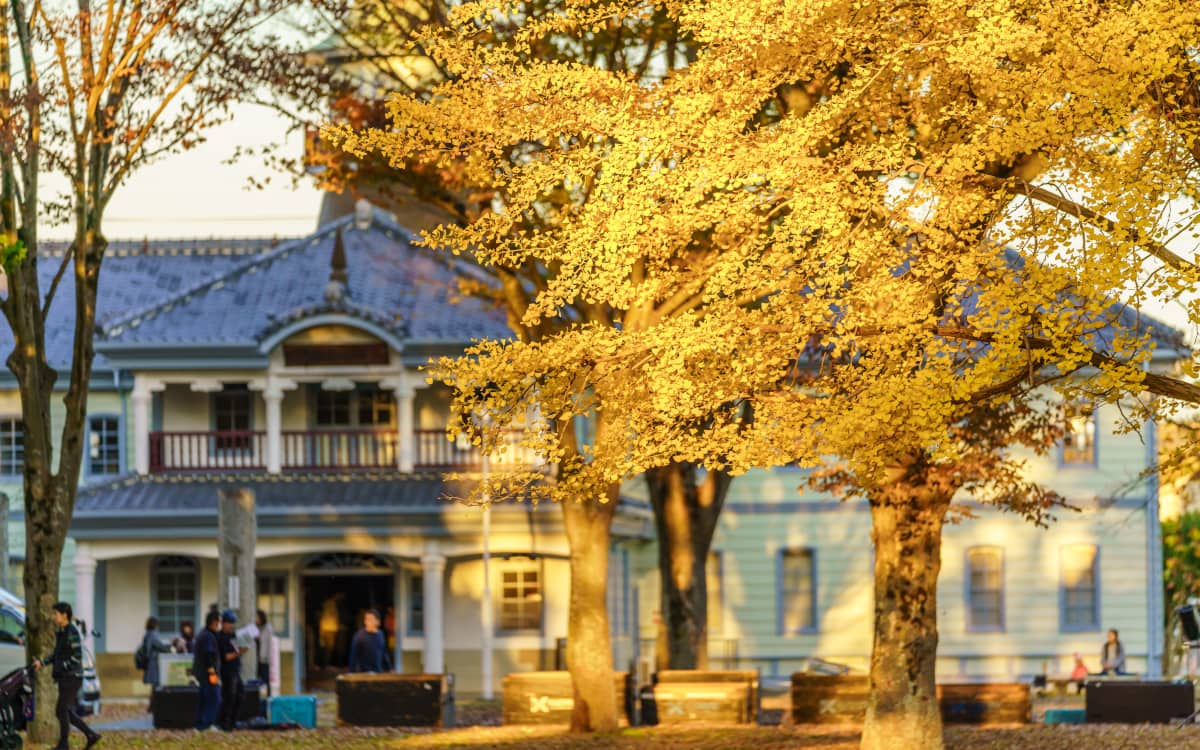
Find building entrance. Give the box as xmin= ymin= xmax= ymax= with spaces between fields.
xmin=300 ymin=553 xmax=394 ymax=690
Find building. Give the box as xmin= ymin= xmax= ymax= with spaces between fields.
xmin=0 ymin=205 xmax=1181 ymax=697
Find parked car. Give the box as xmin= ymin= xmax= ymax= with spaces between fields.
xmin=0 ymin=588 xmax=101 ymax=715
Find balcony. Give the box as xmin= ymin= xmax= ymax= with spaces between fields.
xmin=148 ymin=428 xmax=533 ymax=474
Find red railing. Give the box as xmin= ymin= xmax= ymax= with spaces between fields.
xmin=413 ymin=428 xmax=534 ymax=471
xmin=149 ymin=431 xmax=266 ymax=472
xmin=280 ymin=429 xmax=396 ymax=470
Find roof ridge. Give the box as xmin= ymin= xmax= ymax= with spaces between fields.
xmin=37 ymin=237 xmax=296 ymax=258
xmin=99 ymin=215 xmax=357 ymax=338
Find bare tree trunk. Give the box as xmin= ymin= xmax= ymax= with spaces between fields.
xmin=563 ymin=491 xmax=619 ymax=732
xmin=860 ymin=490 xmax=950 ymax=750
xmin=645 ymin=462 xmax=731 ymax=670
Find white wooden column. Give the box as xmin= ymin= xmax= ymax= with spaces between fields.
xmin=131 ymin=377 xmax=163 ymax=475
xmin=265 ymin=386 xmax=284 ymax=474
xmin=398 ymin=387 xmax=415 ymax=473
xmin=73 ymin=545 xmax=97 ymax=652
xmin=421 ymin=545 xmax=446 ymax=674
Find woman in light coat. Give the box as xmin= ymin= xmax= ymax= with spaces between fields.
xmin=139 ymin=616 xmax=172 ymax=687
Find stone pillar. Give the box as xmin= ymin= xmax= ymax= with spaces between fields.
xmin=264 ymin=387 xmax=283 ymax=474
xmin=398 ymin=388 xmax=415 ymax=473
xmin=421 ymin=546 xmax=445 ymax=674
xmin=73 ymin=545 xmax=97 ymax=652
xmin=218 ymin=488 xmax=258 ymax=682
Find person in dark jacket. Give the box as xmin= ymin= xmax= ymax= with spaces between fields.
xmin=216 ymin=609 xmax=247 ymax=731
xmin=171 ymin=620 xmax=195 ymax=654
xmin=139 ymin=616 xmax=172 ymax=688
xmin=191 ymin=611 xmax=222 ymax=731
xmin=33 ymin=601 xmax=101 ymax=750
xmin=348 ymin=609 xmax=389 ymax=673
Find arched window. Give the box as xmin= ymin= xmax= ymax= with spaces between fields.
xmin=152 ymin=556 xmax=198 ymax=635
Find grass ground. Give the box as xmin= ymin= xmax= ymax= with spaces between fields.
xmin=48 ymin=724 xmax=1200 ymax=749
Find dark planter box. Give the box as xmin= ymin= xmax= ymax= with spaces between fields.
xmin=939 ymin=683 xmax=1030 ymax=725
xmin=151 ymin=680 xmax=265 ymax=729
xmin=791 ymin=674 xmax=869 ymax=724
xmin=335 ymin=673 xmax=454 ymax=727
xmin=640 ymin=681 xmax=751 ymax=724
xmin=653 ymin=670 xmax=760 ymax=724
xmin=502 ymin=671 xmax=632 ymax=726
xmin=1085 ymin=680 xmax=1194 ymax=724
xmin=790 ymin=675 xmax=1031 ymax=726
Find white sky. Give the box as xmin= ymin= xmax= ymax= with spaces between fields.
xmin=39 ymin=104 xmax=325 ymax=242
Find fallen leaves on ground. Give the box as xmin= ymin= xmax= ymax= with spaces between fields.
xmin=69 ymin=724 xmax=1200 ymax=749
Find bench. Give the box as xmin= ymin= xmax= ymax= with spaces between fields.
xmin=648 ymin=670 xmax=759 ymax=724
xmin=336 ymin=673 xmax=454 ymax=727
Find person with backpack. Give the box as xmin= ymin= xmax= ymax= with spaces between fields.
xmin=136 ymin=617 xmax=173 ymax=690
xmin=33 ymin=601 xmax=101 ymax=750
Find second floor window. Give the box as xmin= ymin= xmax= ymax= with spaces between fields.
xmin=88 ymin=416 xmax=121 ymax=476
xmin=313 ymin=385 xmax=395 ymax=428
xmin=316 ymin=390 xmax=352 ymax=426
xmin=1062 ymin=399 xmax=1097 ymax=465
xmin=212 ymin=385 xmax=252 ymax=453
xmin=0 ymin=419 xmax=23 ymax=476
xmin=966 ymin=547 xmax=1004 ymax=631
xmin=1062 ymin=544 xmax=1100 ymax=631
xmin=779 ymin=548 xmax=817 ymax=634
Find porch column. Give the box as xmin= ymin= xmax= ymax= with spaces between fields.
xmin=397 ymin=386 xmax=415 ymax=474
xmin=265 ymin=386 xmax=283 ymax=474
xmin=131 ymin=379 xmax=155 ymax=475
xmin=421 ymin=547 xmax=446 ymax=674
xmin=73 ymin=545 xmax=97 ymax=652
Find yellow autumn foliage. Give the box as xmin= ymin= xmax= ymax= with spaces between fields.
xmin=330 ymin=0 xmax=1200 ymax=498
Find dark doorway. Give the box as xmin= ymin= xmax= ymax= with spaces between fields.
xmin=302 ymin=573 xmax=394 ymax=690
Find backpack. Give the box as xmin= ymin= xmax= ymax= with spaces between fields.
xmin=134 ymin=636 xmax=149 ymax=670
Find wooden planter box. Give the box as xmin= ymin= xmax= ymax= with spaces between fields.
xmin=501 ymin=671 xmax=632 ymax=725
xmin=791 ymin=674 xmax=869 ymax=724
xmin=790 ymin=676 xmax=1031 ymax=726
xmin=336 ymin=673 xmax=454 ymax=727
xmin=938 ymin=683 xmax=1030 ymax=725
xmin=641 ymin=681 xmax=751 ymax=724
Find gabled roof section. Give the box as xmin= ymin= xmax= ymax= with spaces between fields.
xmin=95 ymin=208 xmax=511 ymax=358
xmin=1 ymin=238 xmax=288 ymax=373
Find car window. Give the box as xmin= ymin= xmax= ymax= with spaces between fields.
xmin=0 ymin=608 xmax=24 ymax=645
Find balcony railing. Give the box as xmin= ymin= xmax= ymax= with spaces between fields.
xmin=280 ymin=429 xmax=396 ymax=470
xmin=413 ymin=428 xmax=537 ymax=471
xmin=149 ymin=431 xmax=267 ymax=472
xmin=148 ymin=428 xmax=537 ymax=474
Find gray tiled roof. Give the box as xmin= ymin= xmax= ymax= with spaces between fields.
xmin=98 ymin=210 xmax=510 ymax=347
xmin=2 ymin=238 xmax=282 ymax=371
xmin=74 ymin=472 xmax=463 ymax=515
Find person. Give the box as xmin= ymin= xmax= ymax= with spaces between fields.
xmin=138 ymin=616 xmax=173 ymax=690
xmin=191 ymin=611 xmax=222 ymax=731
xmin=348 ymin=609 xmax=390 ymax=674
xmin=254 ymin=610 xmax=276 ymax=695
xmin=171 ymin=620 xmax=195 ymax=654
xmin=1101 ymin=628 xmax=1126 ymax=675
xmin=33 ymin=601 xmax=101 ymax=750
xmin=216 ymin=609 xmax=248 ymax=731
xmin=318 ymin=593 xmax=341 ymax=668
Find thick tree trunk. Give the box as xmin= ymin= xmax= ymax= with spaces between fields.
xmin=860 ymin=491 xmax=950 ymax=750
xmin=562 ymin=491 xmax=619 ymax=732
xmin=645 ymin=462 xmax=731 ymax=670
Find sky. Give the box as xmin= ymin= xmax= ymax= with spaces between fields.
xmin=40 ymin=105 xmax=325 ymax=243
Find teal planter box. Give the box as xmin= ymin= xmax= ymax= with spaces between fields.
xmin=1045 ymin=708 xmax=1086 ymax=724
xmin=268 ymin=695 xmax=319 ymax=728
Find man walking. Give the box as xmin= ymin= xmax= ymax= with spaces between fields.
xmin=33 ymin=602 xmax=101 ymax=750
xmin=216 ymin=610 xmax=247 ymax=731
xmin=348 ymin=609 xmax=389 ymax=673
xmin=192 ymin=611 xmax=222 ymax=731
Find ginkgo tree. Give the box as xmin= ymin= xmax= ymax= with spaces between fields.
xmin=335 ymin=0 xmax=1200 ymax=748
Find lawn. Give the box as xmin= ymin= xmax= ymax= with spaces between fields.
xmin=64 ymin=724 xmax=1200 ymax=749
